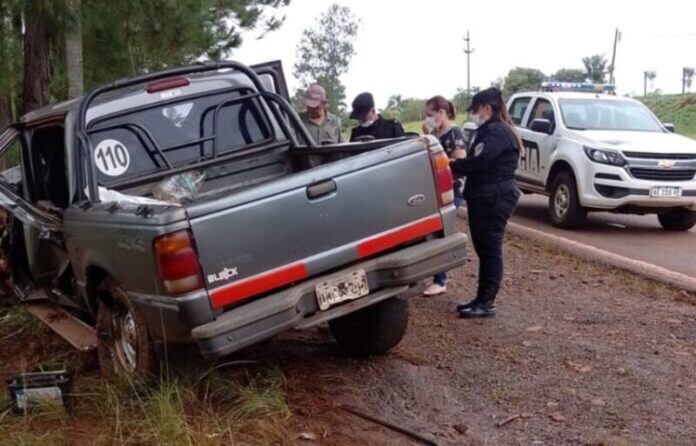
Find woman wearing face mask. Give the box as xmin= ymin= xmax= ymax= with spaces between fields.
xmin=449 ymin=87 xmax=522 ymax=318
xmin=422 ymin=95 xmax=467 ymax=297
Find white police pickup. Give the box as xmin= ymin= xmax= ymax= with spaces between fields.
xmin=505 ymin=82 xmax=696 ymax=230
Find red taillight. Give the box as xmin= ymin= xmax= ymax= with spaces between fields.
xmin=153 ymin=230 xmax=204 ymax=295
xmin=146 ymin=77 xmax=189 ymax=93
xmin=428 ymin=147 xmax=454 ymax=207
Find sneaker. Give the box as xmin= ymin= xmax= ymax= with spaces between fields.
xmin=459 ymin=302 xmax=496 ymax=319
xmin=423 ymin=283 xmax=447 ymax=296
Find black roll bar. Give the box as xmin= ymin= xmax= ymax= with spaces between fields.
xmin=76 ymin=60 xmax=316 ymax=202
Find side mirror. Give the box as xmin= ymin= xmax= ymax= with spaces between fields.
xmin=530 ymin=119 xmax=552 ymax=135
xmin=663 ymin=123 xmax=676 ymax=133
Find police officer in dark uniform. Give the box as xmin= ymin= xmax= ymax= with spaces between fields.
xmin=349 ymin=92 xmax=405 ymax=141
xmin=450 ymin=87 xmax=522 ymax=318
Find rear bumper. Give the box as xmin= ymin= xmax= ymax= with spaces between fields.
xmin=190 ymin=232 xmax=467 ymax=358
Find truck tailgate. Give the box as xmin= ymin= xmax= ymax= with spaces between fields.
xmin=186 ymin=138 xmax=444 ymax=309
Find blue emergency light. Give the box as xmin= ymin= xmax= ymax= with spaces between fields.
xmin=542 ymin=81 xmax=616 ymax=94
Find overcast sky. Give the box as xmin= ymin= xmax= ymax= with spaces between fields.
xmin=233 ymin=0 xmax=696 ymax=110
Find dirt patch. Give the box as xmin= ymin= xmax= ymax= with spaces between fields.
xmin=2 ymin=219 xmax=696 ymax=445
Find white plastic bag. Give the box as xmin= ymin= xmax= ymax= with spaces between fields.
xmin=152 ymin=170 xmax=205 ymax=204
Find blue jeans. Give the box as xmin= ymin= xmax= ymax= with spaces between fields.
xmin=433 ymin=194 xmax=463 ymax=286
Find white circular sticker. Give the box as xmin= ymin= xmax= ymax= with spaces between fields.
xmin=94 ymin=139 xmax=130 ymax=177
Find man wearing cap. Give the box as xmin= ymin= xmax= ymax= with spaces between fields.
xmin=349 ymin=92 xmax=405 ymax=142
xmin=299 ymin=84 xmax=343 ymax=145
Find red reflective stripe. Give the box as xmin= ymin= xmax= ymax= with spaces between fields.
xmin=357 ymin=215 xmax=443 ymax=259
xmin=210 ymin=262 xmax=308 ymax=309
xmin=209 ymin=215 xmax=443 ymax=309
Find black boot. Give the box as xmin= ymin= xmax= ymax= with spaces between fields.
xmin=458 ymin=301 xmax=495 ymax=318
xmin=459 ymin=285 xmax=498 ymax=319
xmin=455 ymin=283 xmax=487 ymax=311
xmin=456 ymin=298 xmax=480 ymax=312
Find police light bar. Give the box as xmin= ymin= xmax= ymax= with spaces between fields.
xmin=542 ymin=81 xmax=616 ymax=94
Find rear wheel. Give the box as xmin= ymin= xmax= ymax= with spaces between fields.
xmin=329 ymin=297 xmax=408 ymax=357
xmin=96 ymin=278 xmax=158 ymax=379
xmin=548 ymin=171 xmax=587 ymax=229
xmin=658 ymin=208 xmax=696 ymax=231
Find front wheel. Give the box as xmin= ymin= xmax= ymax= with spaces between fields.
xmin=658 ymin=208 xmax=696 ymax=231
xmin=548 ymin=171 xmax=587 ymax=229
xmin=329 ymin=297 xmax=408 ymax=357
xmin=96 ymin=278 xmax=158 ymax=379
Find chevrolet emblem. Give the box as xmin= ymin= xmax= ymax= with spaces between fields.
xmin=658 ymin=160 xmax=676 ymax=169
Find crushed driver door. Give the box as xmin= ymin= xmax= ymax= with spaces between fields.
xmin=0 ymin=127 xmax=64 ymax=293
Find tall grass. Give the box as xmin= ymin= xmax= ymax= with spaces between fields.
xmin=0 ymin=364 xmax=291 ymax=446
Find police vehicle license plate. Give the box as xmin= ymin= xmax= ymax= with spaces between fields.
xmin=315 ymin=270 xmax=369 ymax=311
xmin=650 ymin=186 xmax=682 ymax=198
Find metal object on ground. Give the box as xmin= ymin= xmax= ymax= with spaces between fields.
xmin=338 ymin=404 xmax=439 ymax=446
xmin=25 ymin=301 xmax=97 ymax=351
xmin=6 ymin=371 xmax=73 ymax=413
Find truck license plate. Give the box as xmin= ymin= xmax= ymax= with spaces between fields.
xmin=315 ymin=270 xmax=369 ymax=311
xmin=650 ymin=186 xmax=682 ymax=198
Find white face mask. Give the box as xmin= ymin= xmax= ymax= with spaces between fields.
xmin=470 ymin=113 xmax=487 ymax=127
xmin=360 ymin=119 xmax=375 ymax=128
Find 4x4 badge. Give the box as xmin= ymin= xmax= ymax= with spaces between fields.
xmin=407 ymin=194 xmax=426 ymax=206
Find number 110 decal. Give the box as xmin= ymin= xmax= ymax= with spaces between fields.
xmin=94 ymin=139 xmax=130 ymax=177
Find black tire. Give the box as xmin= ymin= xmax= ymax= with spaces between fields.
xmin=96 ymin=278 xmax=158 ymax=380
xmin=329 ymin=297 xmax=408 ymax=357
xmin=548 ymin=171 xmax=587 ymax=229
xmin=658 ymin=208 xmax=696 ymax=231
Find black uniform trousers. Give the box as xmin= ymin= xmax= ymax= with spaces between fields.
xmin=466 ymin=187 xmax=520 ymax=300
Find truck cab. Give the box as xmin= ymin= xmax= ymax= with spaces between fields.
xmin=509 ymin=82 xmax=696 ymax=230
xmin=0 ymin=60 xmax=467 ymax=378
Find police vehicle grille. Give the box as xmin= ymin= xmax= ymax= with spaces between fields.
xmin=622 ymin=151 xmax=696 ymax=160
xmin=629 ymin=167 xmax=696 ymax=181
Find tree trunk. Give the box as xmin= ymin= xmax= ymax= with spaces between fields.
xmin=22 ymin=1 xmax=53 ymax=114
xmin=0 ymin=0 xmax=11 ymax=128
xmin=66 ymin=0 xmax=83 ymax=99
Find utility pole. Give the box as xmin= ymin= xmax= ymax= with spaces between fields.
xmin=609 ymin=28 xmax=620 ymax=84
xmin=643 ymin=71 xmax=648 ymax=96
xmin=463 ymin=30 xmax=474 ymax=94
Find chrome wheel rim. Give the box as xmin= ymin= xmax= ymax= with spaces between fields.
xmin=113 ymin=303 xmax=138 ymax=373
xmin=554 ymin=184 xmax=570 ymax=218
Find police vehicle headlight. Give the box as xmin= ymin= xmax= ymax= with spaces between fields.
xmin=583 ymin=146 xmax=627 ymax=167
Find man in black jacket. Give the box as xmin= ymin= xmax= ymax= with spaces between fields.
xmin=349 ymin=92 xmax=405 ymax=142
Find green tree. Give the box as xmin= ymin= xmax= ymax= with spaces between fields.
xmin=452 ymin=87 xmax=479 ymax=116
xmin=551 ymin=68 xmax=586 ymax=83
xmin=501 ymin=67 xmax=546 ymax=99
xmin=0 ymin=0 xmax=290 ymax=118
xmin=293 ymin=4 xmax=360 ymax=116
xmin=644 ymin=70 xmax=657 ymax=96
xmin=383 ymin=94 xmax=403 ymax=119
xmin=582 ymin=54 xmax=608 ymax=83
xmin=683 ymin=67 xmax=695 ymax=94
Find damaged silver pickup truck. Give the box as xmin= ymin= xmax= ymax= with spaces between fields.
xmin=0 ymin=60 xmax=466 ymax=378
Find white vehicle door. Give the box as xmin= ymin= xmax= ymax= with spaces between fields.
xmin=508 ymin=96 xmax=537 ymax=186
xmin=518 ymin=97 xmax=558 ymax=188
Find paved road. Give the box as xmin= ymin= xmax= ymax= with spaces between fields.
xmin=510 ymin=194 xmax=696 ymax=277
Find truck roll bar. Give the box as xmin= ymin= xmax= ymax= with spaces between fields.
xmin=76 ymin=60 xmax=316 ymax=203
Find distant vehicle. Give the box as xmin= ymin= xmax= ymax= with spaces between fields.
xmin=0 ymin=60 xmax=466 ymax=378
xmin=478 ymin=82 xmax=696 ymax=230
